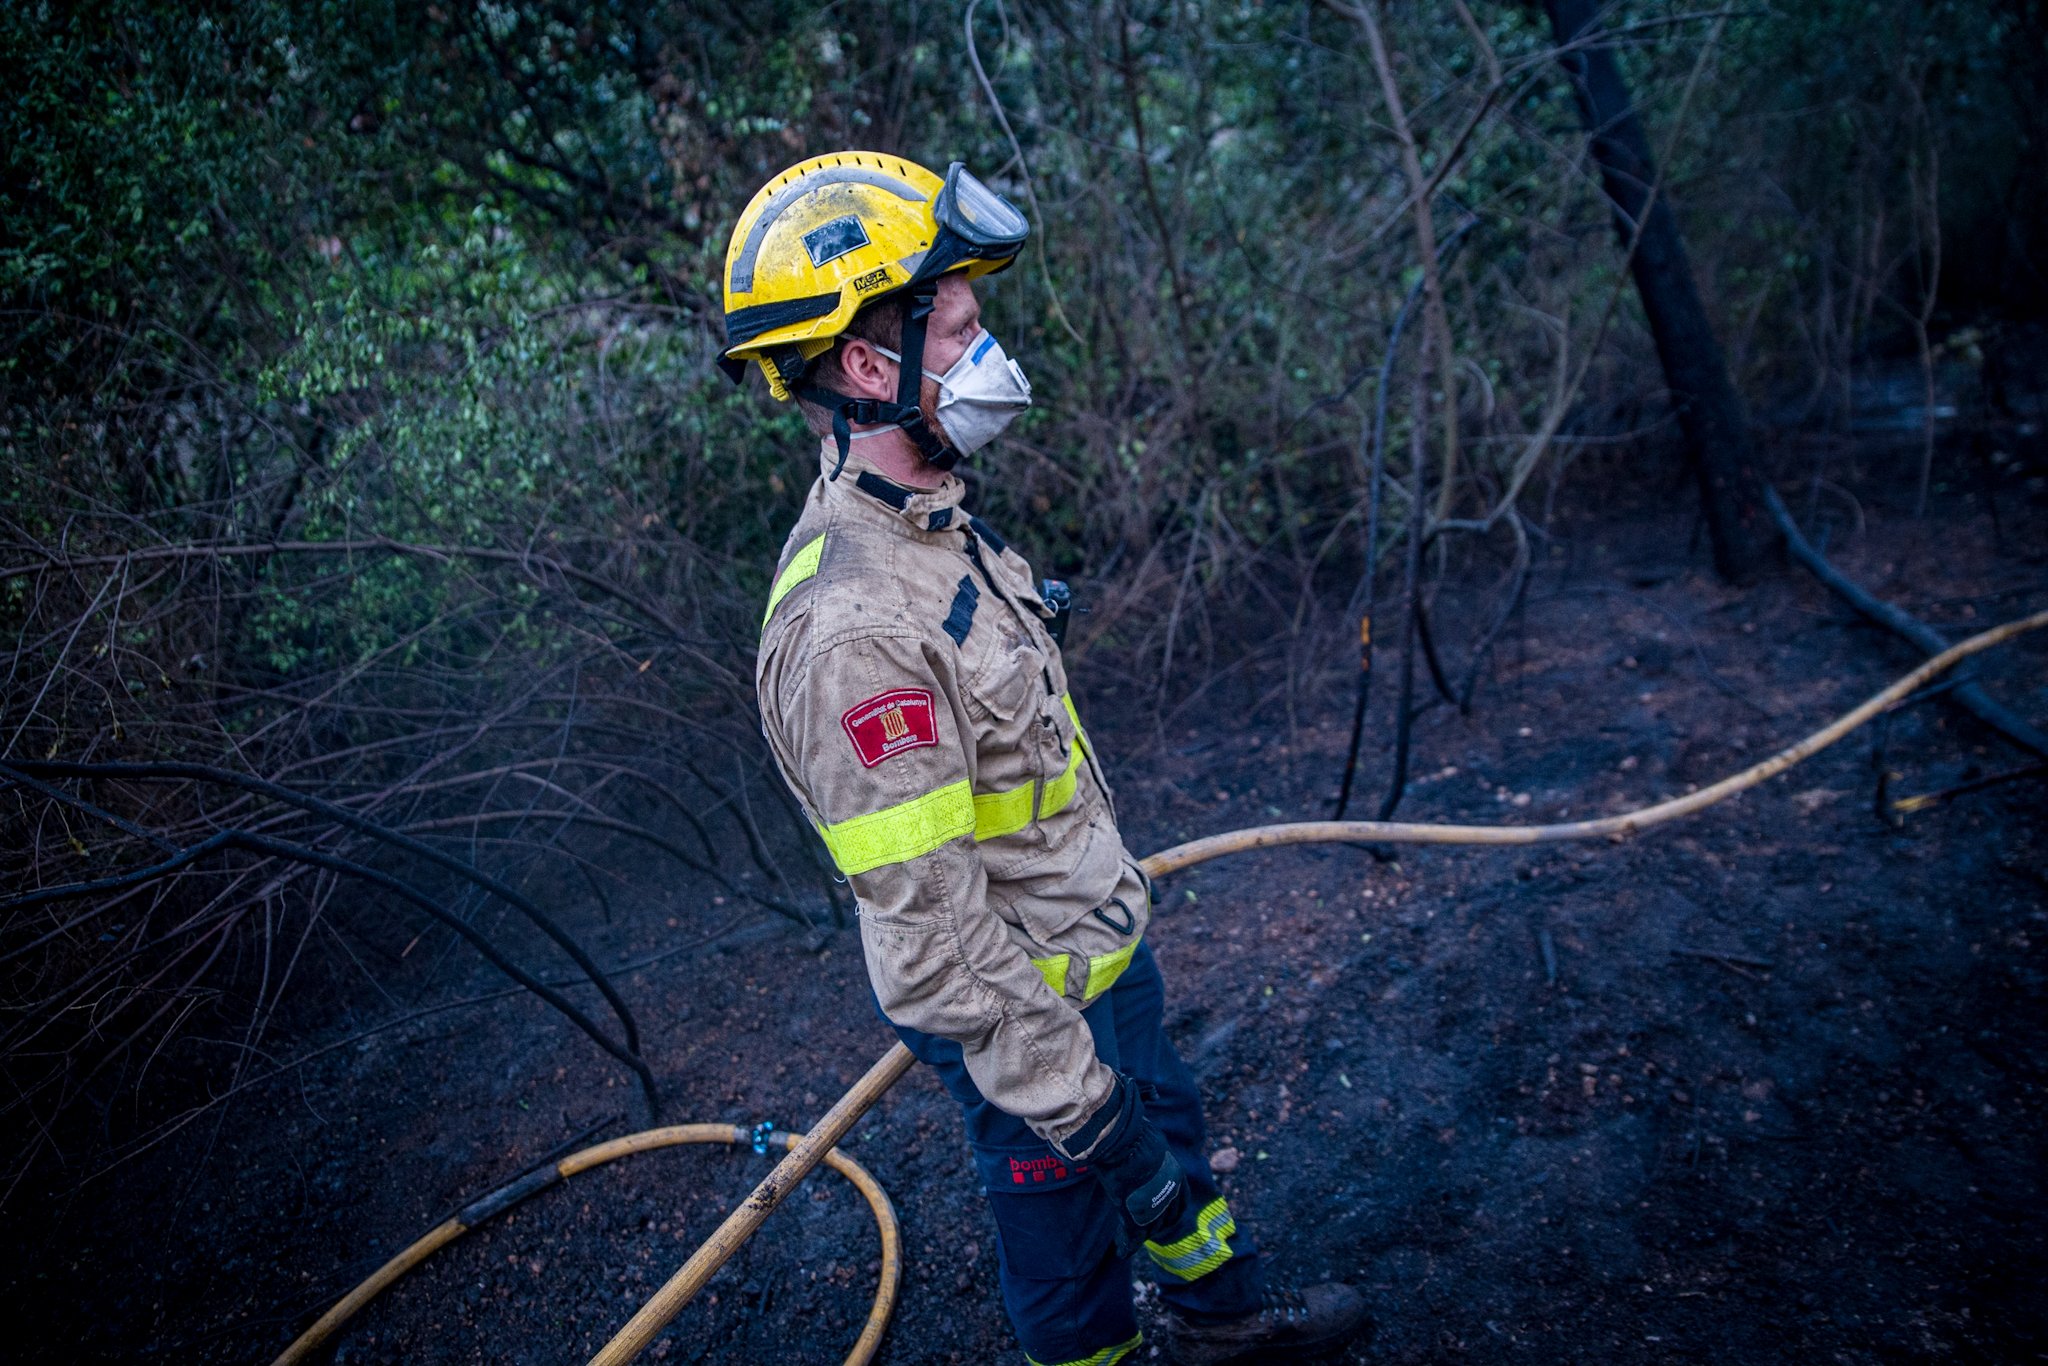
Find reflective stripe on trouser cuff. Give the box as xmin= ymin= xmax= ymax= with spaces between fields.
xmin=762 ymin=534 xmax=825 ymax=626
xmin=1026 ymin=1331 xmax=1142 ymax=1366
xmin=818 ymin=779 xmax=974 ymax=875
xmin=1145 ymin=1197 xmax=1236 ymax=1281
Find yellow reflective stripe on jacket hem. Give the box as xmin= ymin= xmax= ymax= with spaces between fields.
xmin=818 ymin=779 xmax=974 ymax=875
xmin=973 ymin=780 xmax=1035 ymax=841
xmin=1084 ymin=941 xmax=1137 ymax=1000
xmin=1145 ymin=1197 xmax=1236 ymax=1281
xmin=1025 ymin=1331 xmax=1142 ymax=1366
xmin=762 ymin=534 xmax=825 ymax=626
xmin=1031 ymin=952 xmax=1069 ymax=996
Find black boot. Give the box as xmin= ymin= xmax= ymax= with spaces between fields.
xmin=1161 ymin=1283 xmax=1371 ymax=1364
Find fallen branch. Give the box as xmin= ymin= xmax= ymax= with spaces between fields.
xmin=1891 ymin=761 xmax=2047 ymax=816
xmin=1762 ymin=485 xmax=2048 ymax=759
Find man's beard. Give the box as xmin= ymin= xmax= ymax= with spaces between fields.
xmin=916 ymin=374 xmax=956 ymax=464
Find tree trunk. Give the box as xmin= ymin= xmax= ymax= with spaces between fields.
xmin=1544 ymin=0 xmax=1767 ymax=582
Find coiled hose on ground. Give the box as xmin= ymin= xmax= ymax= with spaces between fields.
xmin=271 ymin=610 xmax=2046 ymax=1366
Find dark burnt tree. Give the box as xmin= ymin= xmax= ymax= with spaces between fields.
xmin=1544 ymin=0 xmax=1768 ymax=582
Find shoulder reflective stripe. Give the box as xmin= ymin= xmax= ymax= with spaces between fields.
xmin=972 ymin=780 xmax=1035 ymax=841
xmin=1083 ymin=941 xmax=1137 ymax=1001
xmin=763 ymin=535 xmax=826 ymax=626
xmin=1030 ymin=953 xmax=1069 ymax=996
xmin=1024 ymin=1331 xmax=1143 ymax=1366
xmin=1144 ymin=1197 xmax=1236 ymax=1282
xmin=817 ymin=779 xmax=973 ymax=875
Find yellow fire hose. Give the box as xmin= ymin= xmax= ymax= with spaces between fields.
xmin=272 ymin=1123 xmax=902 ymax=1366
xmin=273 ymin=609 xmax=2045 ymax=1366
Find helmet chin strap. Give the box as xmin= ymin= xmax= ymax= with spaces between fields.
xmin=799 ymin=281 xmax=957 ymax=480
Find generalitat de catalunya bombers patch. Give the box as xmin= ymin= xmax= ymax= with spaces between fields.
xmin=842 ymin=688 xmax=938 ymax=768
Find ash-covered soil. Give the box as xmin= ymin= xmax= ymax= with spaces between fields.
xmin=5 ymin=450 xmax=2045 ymax=1365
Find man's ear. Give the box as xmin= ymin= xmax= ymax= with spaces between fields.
xmin=837 ymin=339 xmax=897 ymax=401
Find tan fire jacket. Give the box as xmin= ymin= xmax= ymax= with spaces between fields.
xmin=756 ymin=442 xmax=1150 ymax=1153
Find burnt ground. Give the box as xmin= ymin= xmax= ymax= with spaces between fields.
xmin=5 ymin=439 xmax=2047 ymax=1366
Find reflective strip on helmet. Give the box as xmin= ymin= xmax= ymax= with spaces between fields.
xmin=1144 ymin=1197 xmax=1236 ymax=1282
xmin=1024 ymin=1332 xmax=1143 ymax=1366
xmin=763 ymin=535 xmax=826 ymax=626
xmin=1083 ymin=942 xmax=1137 ymax=1001
xmin=818 ymin=780 xmax=973 ymax=876
xmin=973 ymin=780 xmax=1034 ymax=841
xmin=1031 ymin=952 xmax=1069 ymax=996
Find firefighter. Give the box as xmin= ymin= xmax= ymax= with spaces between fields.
xmin=726 ymin=151 xmax=1369 ymax=1366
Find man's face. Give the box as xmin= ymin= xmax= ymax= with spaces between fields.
xmin=917 ymin=273 xmax=983 ymax=380
xmin=908 ymin=275 xmax=982 ymax=453
xmin=839 ymin=273 xmax=983 ymax=455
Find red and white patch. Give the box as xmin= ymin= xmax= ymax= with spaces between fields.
xmin=842 ymin=688 xmax=938 ymax=768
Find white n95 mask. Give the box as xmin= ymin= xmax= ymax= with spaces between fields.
xmin=874 ymin=329 xmax=1032 ymax=456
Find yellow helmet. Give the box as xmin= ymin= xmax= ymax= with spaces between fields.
xmin=720 ymin=151 xmax=1028 ymax=470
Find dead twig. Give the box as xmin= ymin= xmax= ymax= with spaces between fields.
xmin=1763 ymin=485 xmax=2048 ymax=758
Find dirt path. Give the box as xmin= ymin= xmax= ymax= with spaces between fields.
xmin=5 ymin=464 xmax=2044 ymax=1364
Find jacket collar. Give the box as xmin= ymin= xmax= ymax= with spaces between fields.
xmin=818 ymin=440 xmax=969 ymax=536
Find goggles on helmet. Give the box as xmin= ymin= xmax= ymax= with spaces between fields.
xmin=910 ymin=163 xmax=1029 ymax=284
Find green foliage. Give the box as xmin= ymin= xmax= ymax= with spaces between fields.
xmin=5 ymin=0 xmax=2039 ymax=690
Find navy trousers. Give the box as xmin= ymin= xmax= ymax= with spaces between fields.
xmin=884 ymin=940 xmax=1262 ymax=1366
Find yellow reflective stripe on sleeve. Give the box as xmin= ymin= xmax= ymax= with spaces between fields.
xmin=1031 ymin=953 xmax=1070 ymax=996
xmin=1039 ymin=695 xmax=1089 ymax=818
xmin=1083 ymin=942 xmax=1137 ymax=1001
xmin=1039 ymin=737 xmax=1084 ymax=818
xmin=1145 ymin=1197 xmax=1237 ymax=1281
xmin=973 ymin=780 xmax=1036 ymax=841
xmin=1063 ymin=694 xmax=1090 ymax=754
xmin=817 ymin=779 xmax=974 ymax=876
xmin=762 ymin=534 xmax=826 ymax=626
xmin=1025 ymin=1331 xmax=1142 ymax=1366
